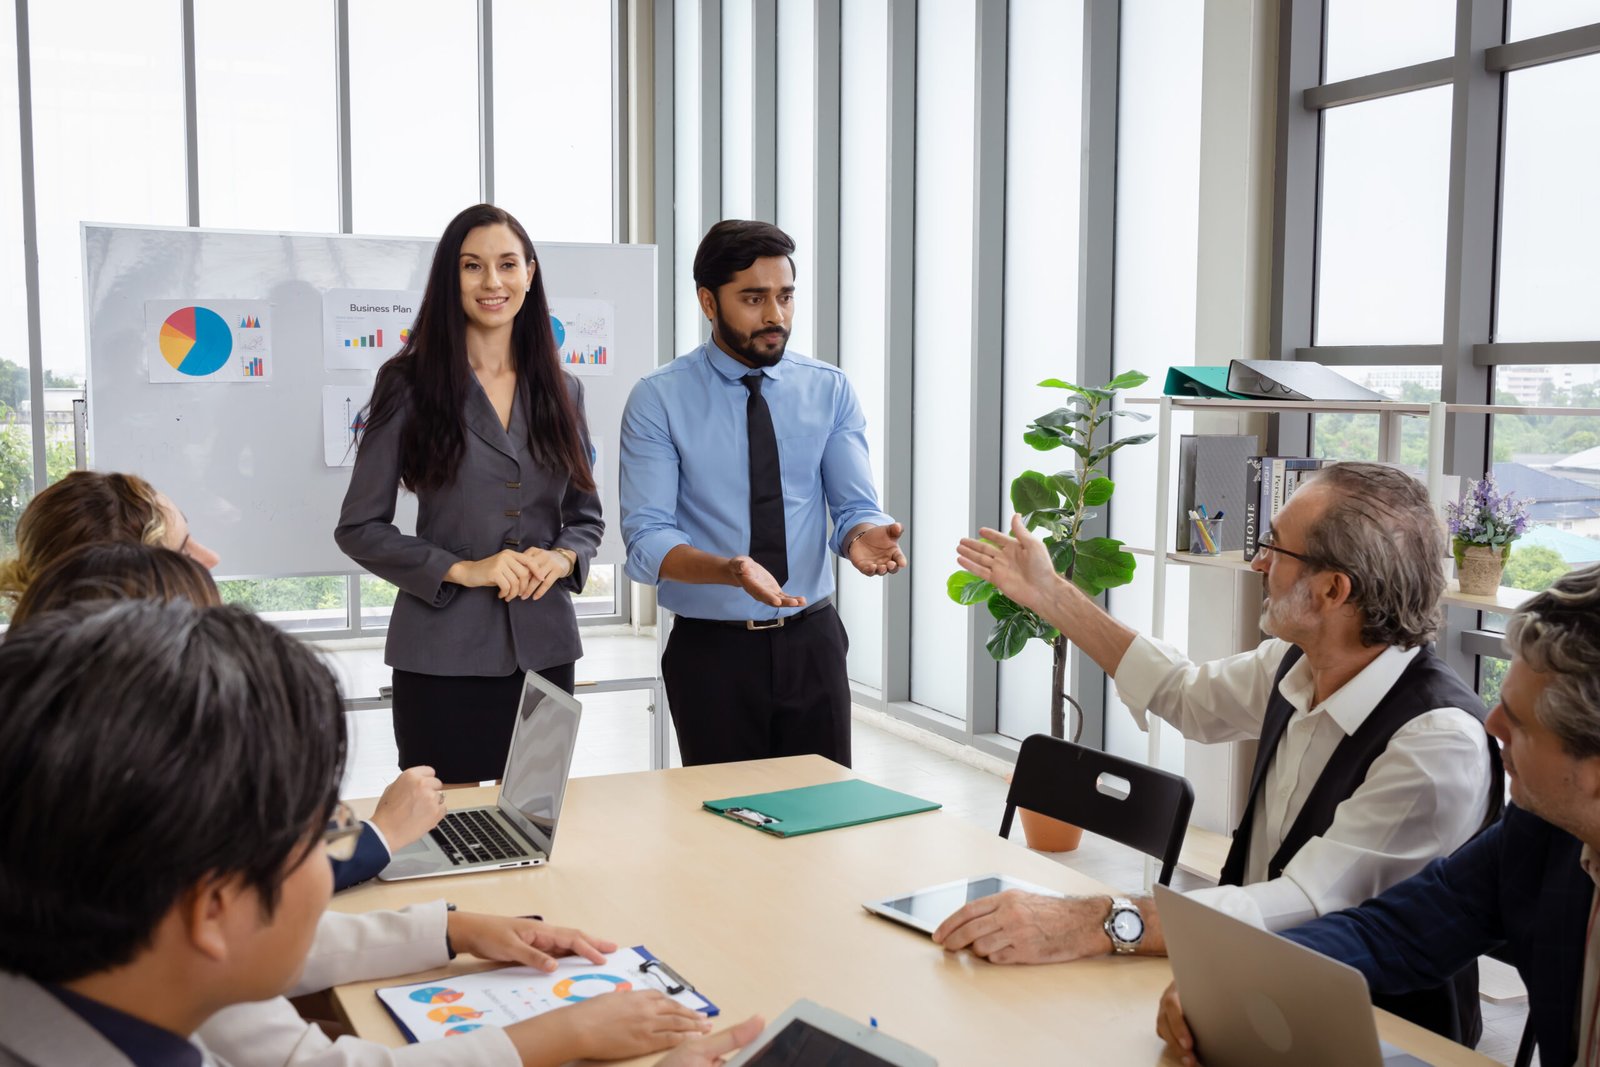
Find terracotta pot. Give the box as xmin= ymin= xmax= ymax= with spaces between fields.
xmin=1458 ymin=544 xmax=1506 ymax=596
xmin=1017 ymin=806 xmax=1084 ymax=853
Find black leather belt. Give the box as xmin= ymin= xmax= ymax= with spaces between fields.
xmin=681 ymin=596 xmax=834 ymax=631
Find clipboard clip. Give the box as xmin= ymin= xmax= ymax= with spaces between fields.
xmin=639 ymin=957 xmax=695 ymax=996
xmin=723 ymin=806 xmax=778 ymax=828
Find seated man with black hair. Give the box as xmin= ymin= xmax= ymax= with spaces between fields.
xmin=0 ymin=600 xmax=759 ymax=1067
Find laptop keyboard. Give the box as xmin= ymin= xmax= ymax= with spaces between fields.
xmin=429 ymin=809 xmax=531 ymax=866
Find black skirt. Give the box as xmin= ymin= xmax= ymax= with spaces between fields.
xmin=390 ymin=662 xmax=576 ymax=783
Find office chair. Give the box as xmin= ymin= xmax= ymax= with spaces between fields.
xmin=1000 ymin=733 xmax=1195 ymax=886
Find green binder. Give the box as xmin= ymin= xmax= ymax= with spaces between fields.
xmin=1164 ymin=365 xmax=1250 ymax=400
xmin=703 ymin=779 xmax=940 ymax=838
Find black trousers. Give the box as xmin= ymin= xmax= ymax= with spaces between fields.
xmin=390 ymin=662 xmax=576 ymax=784
xmin=662 ymin=605 xmax=852 ymax=767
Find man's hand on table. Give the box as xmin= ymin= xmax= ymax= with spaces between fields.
xmin=444 ymin=912 xmax=615 ymax=971
xmin=1155 ymin=981 xmax=1202 ymax=1066
xmin=932 ymin=891 xmax=1113 ymax=965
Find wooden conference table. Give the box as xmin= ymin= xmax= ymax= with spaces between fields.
xmin=332 ymin=755 xmax=1494 ymax=1066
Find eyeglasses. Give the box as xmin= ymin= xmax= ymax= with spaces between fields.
xmin=1257 ymin=529 xmax=1341 ymax=572
xmin=323 ymin=801 xmax=362 ymax=861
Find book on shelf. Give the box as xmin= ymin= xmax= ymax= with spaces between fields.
xmin=1177 ymin=434 xmax=1258 ymax=551
xmin=1243 ymin=456 xmax=1327 ymax=560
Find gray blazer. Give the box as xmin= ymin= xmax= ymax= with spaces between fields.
xmin=335 ymin=373 xmax=603 ymax=677
xmin=0 ymin=970 xmax=225 ymax=1065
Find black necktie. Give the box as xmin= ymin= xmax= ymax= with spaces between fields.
xmin=742 ymin=373 xmax=788 ymax=585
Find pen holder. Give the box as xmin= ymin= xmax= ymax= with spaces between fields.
xmin=1187 ymin=517 xmax=1224 ymax=555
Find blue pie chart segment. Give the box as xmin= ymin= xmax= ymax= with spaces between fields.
xmin=550 ymin=314 xmax=566 ymax=350
xmin=159 ymin=306 xmax=233 ymax=377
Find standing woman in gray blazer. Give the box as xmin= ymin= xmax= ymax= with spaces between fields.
xmin=337 ymin=203 xmax=602 ymax=785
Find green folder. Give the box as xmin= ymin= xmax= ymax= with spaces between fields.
xmin=703 ymin=779 xmax=941 ymax=838
xmin=1164 ymin=365 xmax=1251 ymax=400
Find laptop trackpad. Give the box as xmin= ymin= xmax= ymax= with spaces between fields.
xmin=1379 ymin=1041 xmax=1428 ymax=1065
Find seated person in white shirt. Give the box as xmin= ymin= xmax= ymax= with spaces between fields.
xmin=934 ymin=462 xmax=1501 ymax=1043
xmin=0 ymin=598 xmax=760 ymax=1067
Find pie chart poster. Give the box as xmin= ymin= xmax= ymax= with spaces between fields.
xmin=144 ymin=299 xmax=273 ymax=384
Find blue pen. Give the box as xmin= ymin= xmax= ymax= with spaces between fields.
xmin=1197 ymin=503 xmax=1209 ymax=519
xmin=870 ymin=1017 xmax=878 ymax=1029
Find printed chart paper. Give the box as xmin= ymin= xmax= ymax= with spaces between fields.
xmin=324 ymin=288 xmax=422 ymax=370
xmin=376 ymin=946 xmax=716 ymax=1044
xmin=146 ymin=300 xmax=273 ymax=383
xmin=548 ymin=296 xmax=615 ymax=376
xmin=322 ymin=383 xmax=376 ymax=467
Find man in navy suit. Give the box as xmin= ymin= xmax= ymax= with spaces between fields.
xmin=1156 ymin=562 xmax=1600 ymax=1067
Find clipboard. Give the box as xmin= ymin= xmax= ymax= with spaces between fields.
xmin=703 ymin=779 xmax=940 ymax=837
xmin=375 ymin=944 xmax=718 ymax=1043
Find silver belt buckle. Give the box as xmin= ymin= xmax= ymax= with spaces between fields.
xmin=746 ymin=616 xmax=786 ymax=631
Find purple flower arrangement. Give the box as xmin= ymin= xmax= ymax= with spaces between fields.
xmin=1444 ymin=475 xmax=1532 ymax=562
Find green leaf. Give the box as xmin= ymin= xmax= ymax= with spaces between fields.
xmin=1070 ymin=537 xmax=1137 ymax=596
xmin=1049 ymin=472 xmax=1081 ymax=506
xmin=1104 ymin=370 xmax=1150 ymax=392
xmin=1033 ymin=407 xmax=1088 ymax=429
xmin=985 ymin=609 xmax=1034 ymax=660
xmin=1080 ymin=477 xmax=1115 ymax=506
xmin=1011 ymin=470 xmax=1058 ymax=515
xmin=946 ymin=570 xmax=995 ymax=605
xmin=1023 ymin=429 xmax=1064 ymax=451
xmin=987 ymin=593 xmax=1021 ymax=620
xmin=1047 ymin=538 xmax=1075 ymax=575
xmin=1037 ymin=378 xmax=1115 ymax=400
xmin=1091 ymin=408 xmax=1153 ymax=429
xmin=1085 ymin=432 xmax=1157 ymax=467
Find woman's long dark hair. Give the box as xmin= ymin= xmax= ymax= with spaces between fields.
xmin=359 ymin=204 xmax=595 ymax=494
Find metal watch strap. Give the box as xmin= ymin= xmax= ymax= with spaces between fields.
xmin=1104 ymin=896 xmax=1140 ymax=955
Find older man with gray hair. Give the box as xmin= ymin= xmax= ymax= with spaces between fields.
xmin=1159 ymin=562 xmax=1600 ymax=1067
xmin=935 ymin=461 xmax=1501 ymax=1043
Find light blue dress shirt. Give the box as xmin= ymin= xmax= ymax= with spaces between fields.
xmin=620 ymin=342 xmax=894 ymax=621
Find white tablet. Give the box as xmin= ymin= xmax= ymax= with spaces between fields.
xmin=723 ymin=999 xmax=937 ymax=1067
xmin=863 ymin=873 xmax=1062 ymax=935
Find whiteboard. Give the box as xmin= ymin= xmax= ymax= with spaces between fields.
xmin=83 ymin=224 xmax=656 ymax=578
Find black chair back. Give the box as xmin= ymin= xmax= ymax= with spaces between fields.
xmin=1000 ymin=733 xmax=1195 ymax=885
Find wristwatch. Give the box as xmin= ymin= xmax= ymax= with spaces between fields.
xmin=1104 ymin=896 xmax=1144 ymax=955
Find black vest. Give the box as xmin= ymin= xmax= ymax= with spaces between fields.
xmin=1218 ymin=643 xmax=1504 ymax=1044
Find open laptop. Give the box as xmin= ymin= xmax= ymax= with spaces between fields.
xmin=378 ymin=670 xmax=583 ymax=881
xmin=1155 ymin=884 xmax=1427 ymax=1067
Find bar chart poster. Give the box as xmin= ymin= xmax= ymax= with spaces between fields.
xmin=323 ymin=288 xmax=422 ymax=370
xmin=548 ymin=297 xmax=615 ymax=377
xmin=145 ymin=300 xmax=273 ymax=384
xmin=322 ymin=382 xmax=375 ymax=467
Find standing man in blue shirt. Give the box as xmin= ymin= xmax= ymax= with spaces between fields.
xmin=620 ymin=220 xmax=905 ymax=766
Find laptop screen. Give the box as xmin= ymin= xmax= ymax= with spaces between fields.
xmin=497 ymin=672 xmax=583 ymax=855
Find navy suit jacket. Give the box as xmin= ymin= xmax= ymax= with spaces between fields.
xmin=329 ymin=823 xmax=390 ymax=892
xmin=1283 ymin=804 xmax=1590 ymax=1066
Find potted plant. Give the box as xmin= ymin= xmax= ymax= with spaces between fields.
xmin=1445 ymin=474 xmax=1533 ymax=596
xmin=947 ymin=370 xmax=1153 ymax=850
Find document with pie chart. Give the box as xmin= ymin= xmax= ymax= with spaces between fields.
xmin=375 ymin=945 xmax=717 ymax=1044
xmin=145 ymin=300 xmax=273 ymax=384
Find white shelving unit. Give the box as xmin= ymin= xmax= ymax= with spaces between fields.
xmin=1126 ymin=393 xmax=1600 ymax=885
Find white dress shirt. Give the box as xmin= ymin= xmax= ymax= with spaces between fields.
xmin=198 ymin=903 xmax=519 ymax=1067
xmin=1114 ymin=635 xmax=1492 ymax=932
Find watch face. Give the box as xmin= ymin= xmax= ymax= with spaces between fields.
xmin=1111 ymin=908 xmax=1144 ymax=943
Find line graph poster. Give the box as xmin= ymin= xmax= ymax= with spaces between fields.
xmin=548 ymin=297 xmax=614 ymax=376
xmin=323 ymin=288 xmax=422 ymax=370
xmin=322 ymin=382 xmax=375 ymax=467
xmin=145 ymin=299 xmax=272 ymax=383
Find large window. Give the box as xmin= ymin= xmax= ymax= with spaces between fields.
xmin=348 ymin=0 xmax=479 ymax=237
xmin=3 ymin=2 xmax=625 ymax=633
xmin=1286 ymin=2 xmax=1600 ymax=699
xmin=195 ymin=0 xmax=338 ymax=233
